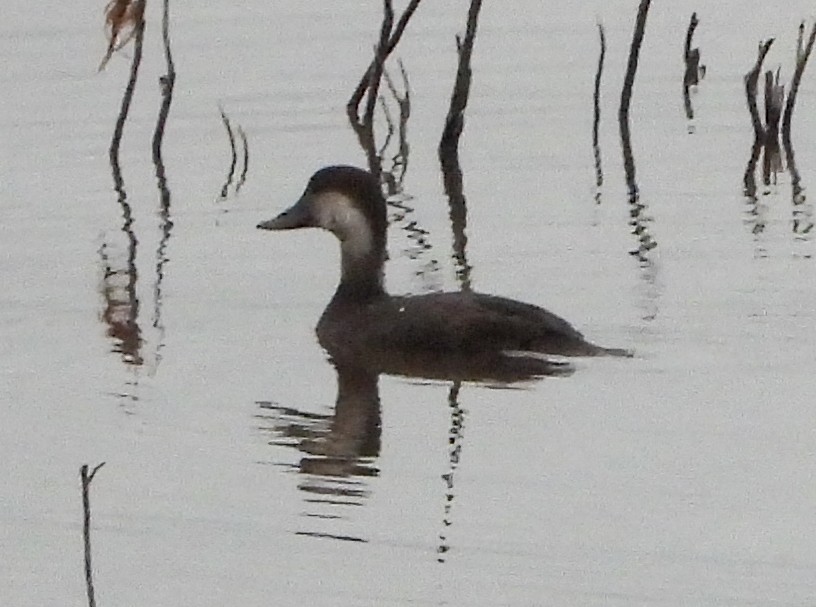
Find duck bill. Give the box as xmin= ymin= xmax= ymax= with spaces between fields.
xmin=257 ymin=195 xmax=314 ymax=231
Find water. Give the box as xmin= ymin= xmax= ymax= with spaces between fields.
xmin=3 ymin=1 xmax=816 ymax=605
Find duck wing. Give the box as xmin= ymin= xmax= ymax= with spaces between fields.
xmin=363 ymin=291 xmax=604 ymax=356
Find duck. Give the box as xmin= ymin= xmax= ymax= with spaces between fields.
xmin=257 ymin=165 xmax=630 ymax=378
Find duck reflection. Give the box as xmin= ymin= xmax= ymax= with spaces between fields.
xmin=257 ymin=361 xmax=380 ymax=519
xmin=256 ymin=341 xmax=568 ymax=543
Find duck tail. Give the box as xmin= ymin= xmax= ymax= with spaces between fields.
xmin=594 ymin=345 xmax=634 ymax=358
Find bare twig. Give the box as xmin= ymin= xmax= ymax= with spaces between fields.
xmin=347 ymin=0 xmax=423 ymax=176
xmin=152 ymin=0 xmax=176 ymax=165
xmin=80 ymin=463 xmax=106 ymax=607
xmin=109 ymin=5 xmax=145 ymax=173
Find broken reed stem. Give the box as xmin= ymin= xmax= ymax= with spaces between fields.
xmin=619 ymin=0 xmax=651 ymax=197
xmin=109 ymin=10 xmax=145 ymax=171
xmin=744 ymin=39 xmax=774 ymax=141
xmin=683 ymin=12 xmax=700 ymax=84
xmin=438 ymin=0 xmax=483 ymax=165
xmin=347 ymin=0 xmax=423 ymax=176
xmin=152 ymin=0 xmax=176 ymax=166
xmin=619 ymin=0 xmax=655 ymax=261
xmin=683 ymin=12 xmax=698 ymax=64
xmin=682 ymin=12 xmax=700 ymax=121
xmin=81 ymin=463 xmax=106 ymax=607
xmin=365 ymin=1 xmax=394 ymax=133
xmin=218 ymin=105 xmax=238 ymax=199
xmin=347 ymin=0 xmax=423 ymax=117
xmin=593 ymin=22 xmax=606 ymax=194
xmin=439 ymin=0 xmax=482 ymax=293
xmin=782 ymin=22 xmax=816 ymax=151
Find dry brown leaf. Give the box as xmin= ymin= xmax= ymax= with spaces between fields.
xmin=98 ymin=0 xmax=145 ymax=71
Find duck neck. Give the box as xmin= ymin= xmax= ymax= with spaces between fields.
xmin=334 ymin=244 xmax=386 ymax=302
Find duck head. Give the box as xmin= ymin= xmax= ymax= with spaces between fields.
xmin=258 ymin=166 xmax=388 ymax=299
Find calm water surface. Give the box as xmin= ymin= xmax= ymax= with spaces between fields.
xmin=3 ymin=1 xmax=816 ymax=605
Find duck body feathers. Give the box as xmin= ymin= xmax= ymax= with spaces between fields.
xmin=318 ymin=290 xmax=630 ymax=359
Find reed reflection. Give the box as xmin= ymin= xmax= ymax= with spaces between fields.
xmin=782 ymin=23 xmax=816 ymax=241
xmin=99 ymin=188 xmax=142 ymax=367
xmin=437 ymin=381 xmax=465 ymax=563
xmin=152 ymin=0 xmax=176 ymax=366
xmin=100 ymin=0 xmax=178 ymax=375
xmin=352 ymin=58 xmax=442 ymax=289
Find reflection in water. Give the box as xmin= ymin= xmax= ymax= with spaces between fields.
xmin=743 ymin=28 xmax=815 ymax=247
xmin=619 ymin=0 xmax=657 ymax=264
xmin=99 ymin=205 xmax=142 ymax=367
xmin=785 ymin=145 xmax=813 ymax=241
xmin=592 ymin=22 xmax=605 ymax=204
xmin=437 ymin=381 xmax=465 ymax=563
xmin=257 ymin=341 xmax=568 ymax=545
xmin=102 ymin=0 xmax=144 ymax=370
xmin=742 ymin=139 xmax=767 ymax=238
xmin=762 ymin=68 xmax=784 ymax=185
xmin=256 ymin=362 xmax=381 ymax=537
xmin=359 ymin=60 xmax=443 ymax=290
xmin=152 ymin=0 xmax=176 ymax=367
xmin=742 ymin=40 xmax=775 ymax=242
xmin=100 ymin=0 xmax=179 ymax=378
xmin=379 ymin=62 xmax=411 ymax=196
xmin=781 ymin=22 xmax=816 ymax=243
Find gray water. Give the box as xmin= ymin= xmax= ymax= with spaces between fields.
xmin=3 ymin=1 xmax=816 ymax=605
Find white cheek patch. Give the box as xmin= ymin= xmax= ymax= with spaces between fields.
xmin=313 ymin=192 xmax=373 ymax=257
